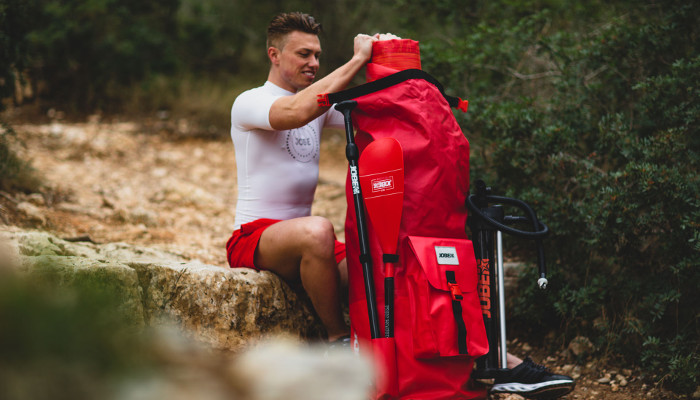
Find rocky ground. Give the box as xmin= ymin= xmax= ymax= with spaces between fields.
xmin=0 ymin=115 xmax=687 ymax=399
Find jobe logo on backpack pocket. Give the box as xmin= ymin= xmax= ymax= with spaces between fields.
xmin=434 ymin=246 xmax=459 ymax=265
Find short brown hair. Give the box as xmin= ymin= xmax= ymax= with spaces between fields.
xmin=266 ymin=12 xmax=322 ymax=49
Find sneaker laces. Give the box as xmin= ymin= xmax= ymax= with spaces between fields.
xmin=527 ymin=358 xmax=548 ymax=375
xmin=502 ymin=357 xmax=552 ymax=383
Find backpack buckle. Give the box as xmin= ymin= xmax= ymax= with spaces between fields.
xmin=448 ymin=282 xmax=463 ymax=301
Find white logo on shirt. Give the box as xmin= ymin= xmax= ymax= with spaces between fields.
xmin=286 ymin=126 xmax=319 ymax=163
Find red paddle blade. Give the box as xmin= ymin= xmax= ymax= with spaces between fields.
xmin=359 ymin=137 xmax=404 ymax=255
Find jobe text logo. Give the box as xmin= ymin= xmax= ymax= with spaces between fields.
xmin=434 ymin=246 xmax=459 ymax=265
xmin=286 ymin=126 xmax=319 ymax=162
xmin=371 ymin=176 xmax=394 ymax=192
xmin=350 ymin=166 xmax=360 ymax=195
xmin=295 ymin=137 xmax=311 ymax=146
xmin=477 ymin=259 xmax=491 ymax=318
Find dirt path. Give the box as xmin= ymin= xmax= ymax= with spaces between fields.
xmin=4 ymin=119 xmax=348 ymax=266
xmin=2 ymin=119 xmax=683 ymax=400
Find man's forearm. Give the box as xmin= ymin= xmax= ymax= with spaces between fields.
xmin=269 ymin=34 xmax=376 ymax=131
xmin=269 ymin=55 xmax=365 ymax=130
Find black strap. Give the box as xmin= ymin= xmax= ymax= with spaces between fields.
xmin=383 ymin=254 xmax=399 ymax=263
xmin=446 ymin=270 xmax=469 ymax=355
xmin=326 ymin=69 xmax=463 ymax=109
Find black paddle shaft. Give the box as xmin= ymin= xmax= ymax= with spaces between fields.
xmin=336 ymin=100 xmax=381 ymax=340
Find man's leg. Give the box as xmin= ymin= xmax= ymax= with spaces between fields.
xmin=255 ymin=216 xmax=349 ymax=341
xmin=507 ymin=352 xmax=523 ymax=368
xmin=337 ymin=257 xmax=348 ymax=298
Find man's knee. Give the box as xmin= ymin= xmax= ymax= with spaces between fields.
xmin=301 ymin=217 xmax=336 ymax=258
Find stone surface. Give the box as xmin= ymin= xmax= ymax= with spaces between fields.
xmin=692 ymin=386 xmax=700 ymax=399
xmin=1 ymin=229 xmax=325 ymax=351
xmin=568 ymin=335 xmax=596 ymax=357
xmin=231 ymin=337 xmax=373 ymax=400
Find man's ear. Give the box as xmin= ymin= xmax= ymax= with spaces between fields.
xmin=268 ymin=47 xmax=280 ymax=65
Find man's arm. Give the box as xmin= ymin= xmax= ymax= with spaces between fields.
xmin=269 ymin=34 xmax=377 ymax=131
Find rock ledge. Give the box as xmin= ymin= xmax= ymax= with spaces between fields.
xmin=1 ymin=228 xmax=324 ymax=351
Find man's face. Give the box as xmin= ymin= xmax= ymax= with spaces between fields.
xmin=270 ymin=31 xmax=321 ymax=92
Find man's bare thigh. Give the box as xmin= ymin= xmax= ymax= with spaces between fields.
xmin=255 ymin=217 xmax=321 ymax=282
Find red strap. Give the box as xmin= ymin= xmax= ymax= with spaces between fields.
xmin=457 ymin=98 xmax=469 ymax=113
xmin=317 ymin=93 xmax=331 ymax=107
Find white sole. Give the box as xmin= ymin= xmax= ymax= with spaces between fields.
xmin=491 ymin=379 xmax=574 ymax=394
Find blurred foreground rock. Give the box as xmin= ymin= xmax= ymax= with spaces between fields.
xmin=111 ymin=331 xmax=373 ymax=400
xmin=0 ymin=228 xmax=325 ymax=351
xmin=0 ymin=228 xmax=374 ymax=400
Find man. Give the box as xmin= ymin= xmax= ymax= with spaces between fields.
xmin=227 ymin=12 xmax=376 ymax=345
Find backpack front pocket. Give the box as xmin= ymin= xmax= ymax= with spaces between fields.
xmin=404 ymin=236 xmax=488 ymax=359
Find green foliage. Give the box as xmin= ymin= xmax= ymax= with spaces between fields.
xmin=4 ymin=0 xmax=406 ymax=125
xmin=0 ymin=274 xmax=153 ymax=400
xmin=642 ymin=334 xmax=700 ymax=394
xmin=0 ymin=120 xmax=41 ymax=193
xmin=0 ymin=0 xmax=34 ymax=102
xmin=23 ymin=0 xmax=180 ymax=112
xmin=419 ymin=0 xmax=699 ymax=393
xmin=1 ymin=1 xmax=41 ymax=193
xmin=175 ymin=0 xmax=399 ymax=77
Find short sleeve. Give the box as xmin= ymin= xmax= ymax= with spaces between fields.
xmin=323 ymin=105 xmax=346 ymax=129
xmin=231 ymin=89 xmax=277 ymax=131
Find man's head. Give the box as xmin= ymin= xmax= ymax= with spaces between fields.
xmin=266 ymin=12 xmax=322 ymax=50
xmin=266 ymin=12 xmax=323 ymax=92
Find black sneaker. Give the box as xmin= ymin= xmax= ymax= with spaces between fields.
xmin=490 ymin=357 xmax=575 ymax=399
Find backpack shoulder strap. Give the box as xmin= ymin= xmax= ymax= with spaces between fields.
xmin=318 ymin=69 xmax=468 ymax=112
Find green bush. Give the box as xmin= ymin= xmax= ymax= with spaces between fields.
xmin=1 ymin=0 xmax=33 ymax=103
xmin=1 ymin=0 xmax=41 ymax=193
xmin=0 ymin=121 xmax=41 ymax=193
xmin=0 ymin=274 xmax=154 ymax=400
xmin=23 ymin=0 xmax=180 ymax=112
xmin=9 ymin=0 xmax=406 ymax=127
xmin=420 ymin=1 xmax=699 ymax=393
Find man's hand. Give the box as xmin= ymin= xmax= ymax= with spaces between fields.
xmin=353 ymin=33 xmax=379 ymax=64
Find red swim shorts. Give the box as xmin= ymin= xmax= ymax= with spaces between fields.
xmin=226 ymin=218 xmax=346 ymax=270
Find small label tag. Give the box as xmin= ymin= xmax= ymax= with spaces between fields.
xmin=371 ymin=176 xmax=394 ymax=192
xmin=435 ymin=246 xmax=459 ymax=265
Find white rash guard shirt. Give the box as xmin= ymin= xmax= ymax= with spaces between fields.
xmin=230 ymin=81 xmax=344 ymax=230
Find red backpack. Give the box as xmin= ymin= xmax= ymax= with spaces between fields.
xmin=325 ymin=40 xmax=489 ymax=399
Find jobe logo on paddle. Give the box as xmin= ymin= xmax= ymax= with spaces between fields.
xmin=434 ymin=246 xmax=459 ymax=265
xmin=350 ymin=166 xmax=360 ymax=195
xmin=371 ymin=176 xmax=394 ymax=192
